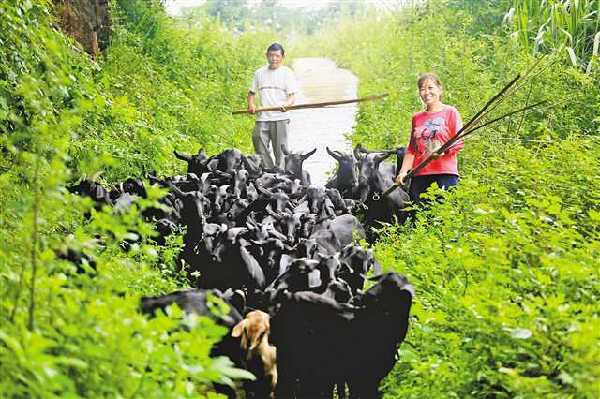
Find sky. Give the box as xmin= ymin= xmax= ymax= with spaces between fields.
xmin=164 ymin=0 xmax=204 ymax=16
xmin=164 ymin=0 xmax=410 ymax=16
xmin=164 ymin=0 xmax=335 ymax=16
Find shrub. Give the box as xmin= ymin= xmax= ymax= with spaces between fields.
xmin=0 ymin=1 xmax=266 ymax=396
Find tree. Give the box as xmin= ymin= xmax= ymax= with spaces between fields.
xmin=205 ymin=0 xmax=249 ymax=30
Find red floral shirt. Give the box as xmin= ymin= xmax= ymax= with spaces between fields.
xmin=407 ymin=106 xmax=464 ymax=176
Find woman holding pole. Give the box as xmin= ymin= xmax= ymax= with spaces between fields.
xmin=396 ymin=73 xmax=464 ymax=204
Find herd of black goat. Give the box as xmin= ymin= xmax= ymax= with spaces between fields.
xmin=69 ymin=144 xmax=415 ymax=399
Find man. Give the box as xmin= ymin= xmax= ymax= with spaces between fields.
xmin=248 ymin=43 xmax=298 ymax=170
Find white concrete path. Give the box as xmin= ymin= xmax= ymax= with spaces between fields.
xmin=288 ymin=58 xmax=358 ymax=186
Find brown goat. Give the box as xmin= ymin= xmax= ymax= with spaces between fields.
xmin=232 ymin=310 xmax=277 ymax=398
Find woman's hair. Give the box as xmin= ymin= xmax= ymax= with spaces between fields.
xmin=417 ymin=72 xmax=443 ymax=89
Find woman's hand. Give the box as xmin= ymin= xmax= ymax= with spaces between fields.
xmin=395 ymin=171 xmax=408 ymax=186
xmin=428 ymin=142 xmax=446 ymax=159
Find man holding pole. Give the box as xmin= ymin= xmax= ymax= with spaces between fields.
xmin=247 ymin=43 xmax=298 ymax=169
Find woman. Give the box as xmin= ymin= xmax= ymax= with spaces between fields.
xmin=396 ymin=72 xmax=464 ymax=204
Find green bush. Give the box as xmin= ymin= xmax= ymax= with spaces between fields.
xmin=507 ymin=0 xmax=600 ymax=73
xmin=66 ymin=0 xmax=276 ymax=181
xmin=375 ymin=137 xmax=599 ymax=398
xmin=0 ymin=0 xmax=267 ymax=396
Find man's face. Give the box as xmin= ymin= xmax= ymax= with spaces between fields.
xmin=266 ymin=50 xmax=284 ymax=69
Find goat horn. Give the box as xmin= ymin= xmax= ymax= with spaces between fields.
xmin=302 ymin=148 xmax=317 ymax=160
xmin=173 ymin=150 xmax=191 ymax=161
xmin=326 ymin=147 xmax=341 ymax=160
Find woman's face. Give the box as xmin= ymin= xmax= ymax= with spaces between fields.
xmin=419 ymin=79 xmax=443 ymax=108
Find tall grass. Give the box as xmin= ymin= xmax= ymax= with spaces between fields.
xmin=507 ymin=0 xmax=600 ymax=72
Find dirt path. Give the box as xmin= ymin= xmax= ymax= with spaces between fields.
xmin=288 ymin=58 xmax=358 ymax=186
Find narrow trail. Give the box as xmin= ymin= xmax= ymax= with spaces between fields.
xmin=288 ymin=58 xmax=358 ymax=186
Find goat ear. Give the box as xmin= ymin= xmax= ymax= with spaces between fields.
xmin=231 ymin=319 xmax=246 ymax=338
xmin=241 ymin=155 xmax=252 ymax=169
xmin=167 ymin=182 xmax=185 ymax=198
xmin=147 ymin=174 xmax=159 ymax=184
xmin=372 ymin=259 xmax=383 ymax=275
xmin=353 ymin=144 xmax=365 ymax=160
xmin=368 ymin=273 xmax=384 ymax=282
xmin=266 ymin=208 xmax=282 ymax=220
xmin=280 ymin=144 xmax=290 ymax=155
xmin=206 ymin=158 xmax=218 ymax=171
xmin=232 ymin=320 xmax=250 ymax=350
xmin=246 ymin=213 xmax=257 ymax=229
xmin=257 ymin=184 xmax=273 ymax=197
xmin=374 ymin=152 xmax=393 ymax=166
xmin=302 ymin=148 xmax=317 ymax=160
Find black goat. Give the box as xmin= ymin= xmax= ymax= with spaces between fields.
xmin=271 ymin=272 xmax=414 ymax=399
xmin=281 ymin=145 xmax=317 ymax=185
xmin=140 ymin=288 xmax=246 ymax=398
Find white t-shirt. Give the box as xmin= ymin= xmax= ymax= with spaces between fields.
xmin=250 ymin=65 xmax=298 ymax=122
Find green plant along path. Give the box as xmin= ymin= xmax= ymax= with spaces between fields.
xmin=1 ymin=0 xmax=598 ymax=397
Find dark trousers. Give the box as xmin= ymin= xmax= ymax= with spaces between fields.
xmin=409 ymin=174 xmax=459 ymax=204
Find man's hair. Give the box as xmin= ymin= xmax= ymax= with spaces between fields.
xmin=266 ymin=42 xmax=285 ymax=56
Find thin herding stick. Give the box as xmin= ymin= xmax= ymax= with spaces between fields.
xmin=232 ymin=94 xmax=388 ymax=115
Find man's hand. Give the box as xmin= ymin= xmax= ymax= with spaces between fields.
xmin=247 ymin=91 xmax=256 ymax=114
xmin=281 ymin=94 xmax=294 ymax=113
xmin=280 ymin=101 xmax=293 ymax=112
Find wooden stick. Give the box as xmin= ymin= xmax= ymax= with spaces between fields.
xmin=381 ymin=101 xmax=547 ymax=198
xmin=232 ymin=94 xmax=388 ymax=115
xmin=381 ymin=94 xmax=548 ymax=198
xmin=407 ymin=73 xmax=524 ymax=178
xmin=459 ymin=100 xmax=548 ymax=139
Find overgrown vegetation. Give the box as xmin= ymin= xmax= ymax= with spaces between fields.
xmin=377 ymin=136 xmax=599 ymax=398
xmin=301 ymin=0 xmax=599 ymax=397
xmin=1 ymin=0 xmax=598 ymax=397
xmin=0 ymin=0 xmax=268 ymax=396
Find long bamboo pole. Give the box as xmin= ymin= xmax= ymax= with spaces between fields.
xmin=232 ymin=94 xmax=388 ymax=115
